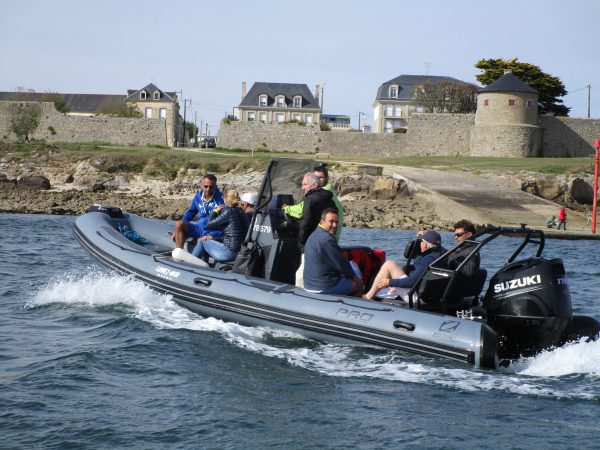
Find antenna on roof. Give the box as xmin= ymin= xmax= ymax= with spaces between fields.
xmin=424 ymin=62 xmax=433 ymax=75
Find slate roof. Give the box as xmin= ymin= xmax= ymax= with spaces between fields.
xmin=0 ymin=91 xmax=125 ymax=114
xmin=126 ymin=83 xmax=177 ymax=102
xmin=0 ymin=83 xmax=177 ymax=114
xmin=239 ymin=82 xmax=320 ymax=109
xmin=478 ymin=72 xmax=538 ymax=94
xmin=375 ymin=74 xmax=472 ymax=101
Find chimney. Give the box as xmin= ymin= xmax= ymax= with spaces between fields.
xmin=315 ymin=84 xmax=320 ymax=104
xmin=241 ymin=81 xmax=247 ymax=101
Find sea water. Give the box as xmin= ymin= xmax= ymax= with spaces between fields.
xmin=1 ymin=214 xmax=599 ymax=449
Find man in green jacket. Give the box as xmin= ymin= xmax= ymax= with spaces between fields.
xmin=283 ymin=163 xmax=344 ymax=240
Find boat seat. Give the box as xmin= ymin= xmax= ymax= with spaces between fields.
xmin=416 ymin=268 xmax=487 ymax=312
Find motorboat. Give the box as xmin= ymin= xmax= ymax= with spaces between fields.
xmin=74 ymin=159 xmax=600 ymax=369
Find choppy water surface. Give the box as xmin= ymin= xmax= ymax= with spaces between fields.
xmin=1 ymin=214 xmax=599 ymax=448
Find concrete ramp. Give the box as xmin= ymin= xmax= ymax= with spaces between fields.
xmin=385 ymin=166 xmax=592 ymax=233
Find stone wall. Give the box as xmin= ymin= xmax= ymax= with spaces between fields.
xmin=404 ymin=113 xmax=473 ymax=156
xmin=470 ymin=124 xmax=542 ymax=157
xmin=540 ymin=116 xmax=600 ymax=157
xmin=0 ymin=102 xmax=169 ymax=146
xmin=217 ymin=114 xmax=474 ymax=157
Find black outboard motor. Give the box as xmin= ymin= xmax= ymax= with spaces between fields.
xmin=483 ymin=257 xmax=572 ymax=359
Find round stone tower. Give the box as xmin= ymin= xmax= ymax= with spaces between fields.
xmin=470 ymin=70 xmax=542 ymax=157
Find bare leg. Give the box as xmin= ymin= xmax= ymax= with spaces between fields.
xmin=364 ymin=260 xmax=406 ymax=299
xmin=175 ymin=220 xmax=189 ymax=249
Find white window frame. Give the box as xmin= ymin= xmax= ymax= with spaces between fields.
xmin=247 ymin=111 xmax=255 ymax=122
xmin=394 ymin=106 xmax=401 ymax=117
xmin=259 ymin=112 xmax=267 ymax=122
xmin=153 ymin=91 xmax=160 ymax=100
xmin=276 ymin=95 xmax=285 ymax=107
xmin=292 ymin=113 xmax=301 ymax=122
xmin=140 ymin=91 xmax=147 ymax=100
xmin=145 ymin=107 xmax=152 ymax=118
xmin=384 ymin=105 xmax=393 ymax=116
xmin=275 ymin=112 xmax=285 ymax=123
xmin=384 ymin=120 xmax=393 ymax=133
xmin=258 ymin=94 xmax=268 ymax=107
xmin=159 ymin=108 xmax=166 ymax=119
xmin=293 ymin=95 xmax=302 ymax=108
xmin=389 ymin=85 xmax=398 ymax=98
xmin=304 ymin=114 xmax=313 ymax=124
xmin=508 ymin=99 xmax=517 ymax=107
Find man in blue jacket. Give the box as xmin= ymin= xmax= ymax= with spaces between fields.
xmin=173 ymin=174 xmax=224 ymax=250
xmin=303 ymin=208 xmax=363 ymax=295
xmin=364 ymin=230 xmax=444 ymax=300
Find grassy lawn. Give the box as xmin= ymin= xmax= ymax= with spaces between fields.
xmin=0 ymin=141 xmax=596 ymax=175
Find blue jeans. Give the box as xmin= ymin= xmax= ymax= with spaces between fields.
xmin=192 ymin=239 xmax=237 ymax=263
xmin=321 ymin=276 xmax=354 ymax=295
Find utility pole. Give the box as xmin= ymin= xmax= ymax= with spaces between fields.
xmin=182 ymin=98 xmax=189 ymax=147
xmin=588 ymin=85 xmax=591 ymax=118
xmin=194 ymin=111 xmax=198 ymax=146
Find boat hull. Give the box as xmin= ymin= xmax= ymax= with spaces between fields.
xmin=74 ymin=210 xmax=499 ymax=369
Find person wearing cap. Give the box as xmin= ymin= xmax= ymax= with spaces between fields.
xmin=240 ymin=192 xmax=257 ymax=221
xmin=283 ymin=163 xmax=344 ymax=240
xmin=363 ymin=230 xmax=445 ymax=300
xmin=173 ymin=174 xmax=224 ymax=250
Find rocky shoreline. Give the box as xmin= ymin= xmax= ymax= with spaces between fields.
xmin=0 ymin=147 xmax=596 ymax=231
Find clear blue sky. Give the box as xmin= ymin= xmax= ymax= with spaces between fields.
xmin=1 ymin=0 xmax=598 ymax=134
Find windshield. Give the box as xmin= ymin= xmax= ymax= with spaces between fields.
xmin=255 ymin=159 xmax=315 ymax=211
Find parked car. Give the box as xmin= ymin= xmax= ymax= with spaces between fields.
xmin=200 ymin=137 xmax=216 ymax=148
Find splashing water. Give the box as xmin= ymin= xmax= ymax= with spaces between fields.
xmin=29 ymin=270 xmax=600 ymax=400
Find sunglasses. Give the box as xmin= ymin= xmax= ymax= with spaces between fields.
xmin=202 ymin=185 xmax=215 ymax=190
xmin=454 ymin=231 xmax=467 ymax=238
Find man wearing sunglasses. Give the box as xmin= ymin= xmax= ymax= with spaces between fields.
xmin=173 ymin=174 xmax=225 ymax=250
xmin=447 ymin=219 xmax=480 ymax=277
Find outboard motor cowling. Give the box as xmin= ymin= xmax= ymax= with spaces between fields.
xmin=483 ymin=257 xmax=572 ymax=359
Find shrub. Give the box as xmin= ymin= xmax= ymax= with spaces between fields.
xmin=9 ymin=103 xmax=41 ymax=141
xmin=40 ymin=93 xmax=70 ymax=113
xmin=320 ymin=123 xmax=331 ymax=131
xmin=393 ymin=127 xmax=407 ymax=133
xmin=48 ymin=126 xmax=57 ymax=135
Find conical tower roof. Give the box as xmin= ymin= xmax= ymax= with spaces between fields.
xmin=479 ymin=72 xmax=537 ymax=94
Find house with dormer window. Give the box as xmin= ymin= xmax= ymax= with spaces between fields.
xmin=372 ymin=74 xmax=470 ymax=133
xmin=125 ymin=83 xmax=181 ymax=145
xmin=236 ymin=82 xmax=321 ymax=125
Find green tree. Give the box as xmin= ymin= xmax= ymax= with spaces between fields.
xmin=99 ymin=102 xmax=143 ymax=118
xmin=9 ymin=102 xmax=41 ymax=141
xmin=40 ymin=92 xmax=70 ymax=113
xmin=475 ymin=58 xmax=570 ymax=116
xmin=414 ymin=81 xmax=478 ymax=113
xmin=184 ymin=121 xmax=198 ymax=139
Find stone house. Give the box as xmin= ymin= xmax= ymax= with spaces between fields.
xmin=125 ymin=83 xmax=181 ymax=146
xmin=372 ymin=74 xmax=470 ymax=133
xmin=235 ymin=82 xmax=321 ymax=125
xmin=0 ymin=83 xmax=182 ymax=146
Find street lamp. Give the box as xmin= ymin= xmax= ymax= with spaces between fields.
xmin=358 ymin=111 xmax=365 ymax=131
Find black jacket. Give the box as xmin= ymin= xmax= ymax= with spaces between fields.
xmin=205 ymin=206 xmax=249 ymax=253
xmin=298 ymin=188 xmax=336 ymax=252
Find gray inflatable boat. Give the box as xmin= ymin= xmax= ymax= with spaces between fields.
xmin=74 ymin=159 xmax=599 ymax=370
